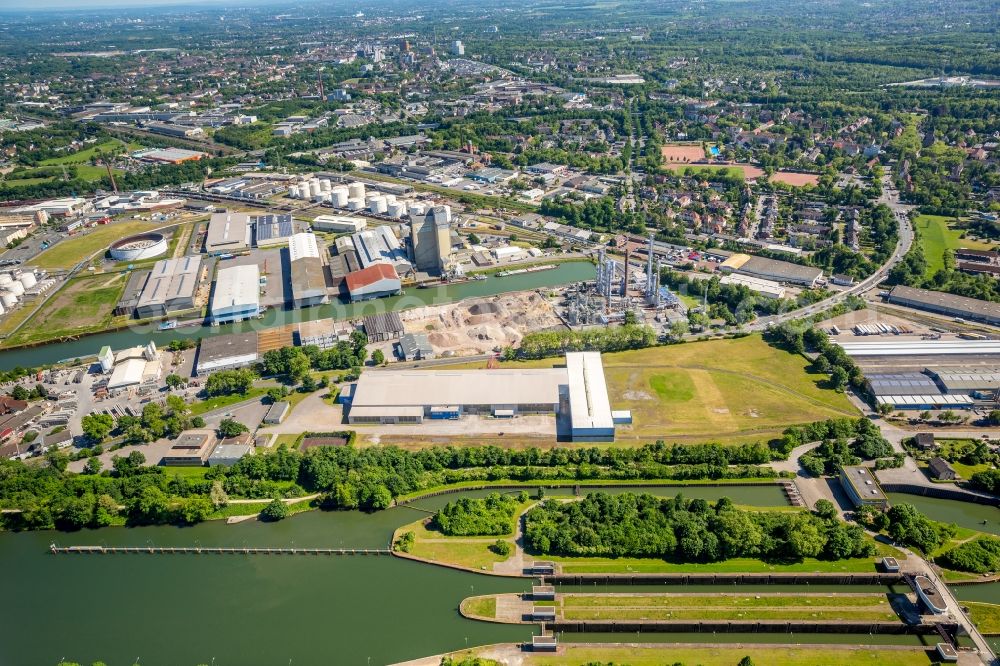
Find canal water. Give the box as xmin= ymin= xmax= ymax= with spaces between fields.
xmin=0 ymin=260 xmax=596 ymax=371
xmin=886 ymin=493 xmax=1000 ymax=536
xmin=1 ymin=484 xmax=924 ymax=666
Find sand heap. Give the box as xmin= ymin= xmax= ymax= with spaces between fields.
xmin=400 ymin=291 xmax=561 ymax=355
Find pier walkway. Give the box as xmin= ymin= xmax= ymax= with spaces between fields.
xmin=50 ymin=544 xmax=391 ymax=556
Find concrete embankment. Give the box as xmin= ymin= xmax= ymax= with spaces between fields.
xmin=548 ymin=620 xmax=953 ymax=635
xmin=881 ymin=482 xmax=999 ymax=506
xmin=545 ymin=573 xmax=906 ymax=585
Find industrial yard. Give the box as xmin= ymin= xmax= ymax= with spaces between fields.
xmin=399 ymin=291 xmax=562 ymax=356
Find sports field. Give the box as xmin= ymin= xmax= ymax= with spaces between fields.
xmin=914 ymin=214 xmax=995 ymax=277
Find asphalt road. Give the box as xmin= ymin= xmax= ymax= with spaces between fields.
xmin=751 ymin=172 xmax=914 ymax=330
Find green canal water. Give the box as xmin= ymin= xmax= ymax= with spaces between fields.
xmin=886 ymin=493 xmax=1000 ymax=536
xmin=0 ymin=484 xmax=933 ymax=666
xmin=0 ymin=260 xmax=596 ymax=371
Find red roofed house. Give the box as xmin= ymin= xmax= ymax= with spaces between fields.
xmin=344 ymin=263 xmax=402 ymax=302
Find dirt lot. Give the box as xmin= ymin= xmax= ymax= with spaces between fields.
xmin=772 ymin=171 xmax=820 ymax=187
xmin=660 ymin=144 xmax=708 ymax=163
xmin=400 ymin=291 xmax=562 ymax=355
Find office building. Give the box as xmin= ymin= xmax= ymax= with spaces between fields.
xmin=210 ymin=264 xmax=260 ymax=324
xmin=452 ymin=40 xmax=465 ymax=56
xmin=839 ymin=466 xmax=889 ymax=510
xmin=409 ymin=205 xmax=451 ymax=274
xmin=162 ymin=430 xmax=217 ymax=466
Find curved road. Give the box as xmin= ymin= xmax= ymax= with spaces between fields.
xmin=752 ymin=171 xmax=914 ymax=330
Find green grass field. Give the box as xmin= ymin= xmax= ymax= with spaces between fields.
xmin=451 ymin=335 xmax=858 ymax=442
xmin=524 ymin=646 xmax=936 ymax=666
xmin=188 ymin=387 xmax=268 ymax=416
xmin=967 ymin=602 xmax=1000 ymax=634
xmin=39 ymin=139 xmax=141 ymax=165
xmin=1 ymin=273 xmax=127 ymax=346
xmin=914 ymin=214 xmax=995 ymax=277
xmin=31 ymin=220 xmax=176 ymax=270
xmin=557 ymin=592 xmax=898 ymax=622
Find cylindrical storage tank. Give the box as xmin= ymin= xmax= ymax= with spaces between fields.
xmin=289 ymin=186 xmax=300 ymax=199
xmin=387 ymin=202 xmax=406 ymax=218
xmin=2 ymin=292 xmax=18 ymax=308
xmin=369 ymin=196 xmax=387 ymax=214
xmin=315 ymin=193 xmax=331 ymax=203
xmin=309 ymin=181 xmax=322 ymax=197
xmin=347 ymin=198 xmax=365 ymax=211
xmin=383 ymin=194 xmax=396 ymax=205
xmin=0 ymin=302 xmax=6 ymax=316
xmin=408 ymin=202 xmax=426 ymax=216
xmin=320 ymin=179 xmax=332 ymax=192
xmin=6 ymin=282 xmax=24 ymax=297
xmin=331 ymin=188 xmax=349 ymax=207
xmin=348 ymin=182 xmax=365 ymax=199
xmin=0 ymin=273 xmax=12 ymax=287
xmin=18 ymin=272 xmax=37 ymax=290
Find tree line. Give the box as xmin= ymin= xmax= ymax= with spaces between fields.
xmin=0 ymin=440 xmax=784 ymax=531
xmin=523 ymin=492 xmax=874 ymax=563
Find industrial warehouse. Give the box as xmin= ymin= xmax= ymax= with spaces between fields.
xmin=841 ymin=339 xmax=1000 ymax=411
xmin=345 ymin=351 xmax=624 ymax=441
xmin=133 ymin=255 xmax=203 ymax=318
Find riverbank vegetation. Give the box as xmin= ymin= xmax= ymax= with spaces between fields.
xmin=432 ymin=492 xmax=523 ymax=536
xmin=938 ymin=536 xmax=1000 ymax=574
xmin=0 ymin=440 xmax=786 ymax=531
xmin=523 ymin=492 xmax=874 ymax=564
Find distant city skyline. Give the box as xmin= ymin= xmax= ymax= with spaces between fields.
xmin=0 ymin=0 xmax=285 ymax=11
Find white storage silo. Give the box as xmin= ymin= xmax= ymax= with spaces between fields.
xmin=408 ymin=202 xmax=426 ymax=216
xmin=0 ymin=302 xmax=6 ymax=316
xmin=289 ymin=185 xmax=300 ymax=199
xmin=369 ymin=196 xmax=387 ymax=214
xmin=18 ymin=272 xmax=37 ymax=290
xmin=347 ymin=198 xmax=365 ymax=211
xmin=331 ymin=188 xmax=349 ymax=207
xmin=309 ymin=180 xmax=322 ymax=197
xmin=0 ymin=273 xmax=12 ymax=288
xmin=1 ymin=292 xmax=18 ymax=308
xmin=6 ymin=282 xmax=24 ymax=297
xmin=387 ymin=201 xmax=407 ymax=218
xmin=348 ymin=182 xmax=365 ymax=199
xmin=320 ymin=179 xmax=332 ymax=192
xmin=383 ymin=194 xmax=396 ymax=205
